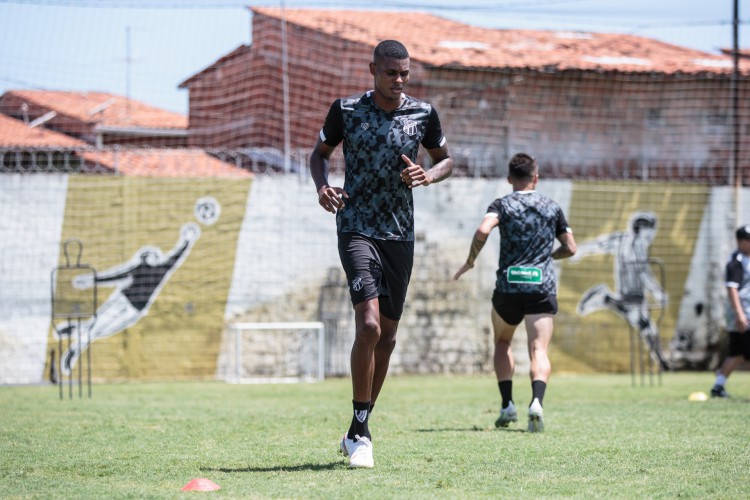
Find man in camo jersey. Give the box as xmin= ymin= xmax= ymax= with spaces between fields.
xmin=709 ymin=224 xmax=750 ymax=398
xmin=310 ymin=39 xmax=453 ymax=468
xmin=454 ymin=153 xmax=576 ymax=433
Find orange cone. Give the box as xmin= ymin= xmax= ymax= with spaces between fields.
xmin=181 ymin=478 xmax=221 ymax=492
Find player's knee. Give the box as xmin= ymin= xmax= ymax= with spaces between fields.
xmin=377 ymin=335 xmax=397 ymax=354
xmin=357 ymin=319 xmax=381 ymax=345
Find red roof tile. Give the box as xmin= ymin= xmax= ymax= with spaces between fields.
xmin=78 ymin=149 xmax=252 ymax=178
xmin=0 ymin=113 xmax=87 ymax=148
xmin=252 ymin=8 xmax=748 ymax=75
xmin=1 ymin=90 xmax=187 ymax=130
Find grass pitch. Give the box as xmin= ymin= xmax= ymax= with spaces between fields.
xmin=1 ymin=373 xmax=748 ymax=499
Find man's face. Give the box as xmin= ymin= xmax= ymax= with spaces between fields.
xmin=370 ymin=56 xmax=410 ymax=104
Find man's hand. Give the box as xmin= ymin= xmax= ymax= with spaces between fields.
xmin=453 ymin=262 xmax=474 ymax=280
xmin=317 ymin=185 xmax=349 ymax=214
xmin=735 ymin=312 xmax=749 ymax=332
xmin=400 ymin=155 xmax=432 ymax=188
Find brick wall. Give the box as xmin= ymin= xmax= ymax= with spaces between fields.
xmin=182 ymin=14 xmax=749 ymax=181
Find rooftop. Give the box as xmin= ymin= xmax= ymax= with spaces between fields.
xmin=0 ymin=90 xmax=187 ymax=130
xmin=252 ymin=7 xmax=747 ymax=75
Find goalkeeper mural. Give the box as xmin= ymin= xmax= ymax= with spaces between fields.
xmin=571 ymin=211 xmax=671 ymax=370
xmin=55 ymin=223 xmax=201 ymax=374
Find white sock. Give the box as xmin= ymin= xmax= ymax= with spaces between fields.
xmin=715 ymin=374 xmax=727 ymax=387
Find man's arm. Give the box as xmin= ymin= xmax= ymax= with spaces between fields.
xmin=424 ymin=144 xmax=453 ymax=185
xmin=454 ymin=214 xmax=498 ymax=280
xmin=400 ymin=144 xmax=453 ymax=188
xmin=552 ymin=231 xmax=577 ymax=260
xmin=310 ymin=137 xmax=347 ymax=214
xmin=727 ymin=286 xmax=748 ymax=332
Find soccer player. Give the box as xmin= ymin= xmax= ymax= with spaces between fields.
xmin=709 ymin=224 xmax=750 ymax=398
xmin=310 ymin=40 xmax=453 ymax=467
xmin=453 ymin=153 xmax=576 ymax=432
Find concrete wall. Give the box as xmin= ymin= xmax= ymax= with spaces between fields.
xmin=1 ymin=172 xmax=746 ymax=383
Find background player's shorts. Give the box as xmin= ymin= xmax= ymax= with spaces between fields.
xmin=338 ymin=233 xmax=414 ymax=321
xmin=492 ymin=291 xmax=558 ymax=326
xmin=727 ymin=330 xmax=750 ymax=360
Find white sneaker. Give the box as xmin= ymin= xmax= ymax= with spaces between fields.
xmin=527 ymin=398 xmax=544 ymax=433
xmin=495 ymin=401 xmax=518 ymax=428
xmin=340 ymin=434 xmax=351 ymax=457
xmin=340 ymin=434 xmax=374 ymax=468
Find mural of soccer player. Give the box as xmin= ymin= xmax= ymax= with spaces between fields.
xmin=55 ymin=222 xmax=201 ymax=374
xmin=571 ymin=211 xmax=671 ymax=370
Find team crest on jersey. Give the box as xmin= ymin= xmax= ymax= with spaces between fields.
xmin=361 ymin=122 xmax=370 ymax=131
xmin=352 ymin=277 xmax=363 ymax=292
xmin=401 ymin=118 xmax=418 ymax=136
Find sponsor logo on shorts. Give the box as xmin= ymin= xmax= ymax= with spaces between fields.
xmin=352 ymin=277 xmax=363 ymax=292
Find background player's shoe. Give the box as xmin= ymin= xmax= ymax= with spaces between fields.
xmin=495 ymin=401 xmax=518 ymax=428
xmin=340 ymin=434 xmax=373 ymax=468
xmin=710 ymin=385 xmax=731 ymax=398
xmin=527 ymin=398 xmax=544 ymax=433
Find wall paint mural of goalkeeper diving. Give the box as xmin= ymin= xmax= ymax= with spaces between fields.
xmin=570 ymin=211 xmax=670 ymax=370
xmin=55 ymin=222 xmax=202 ymax=375
xmin=46 ymin=177 xmax=251 ymax=381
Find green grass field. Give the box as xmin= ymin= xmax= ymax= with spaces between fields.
xmin=2 ymin=373 xmax=748 ymax=499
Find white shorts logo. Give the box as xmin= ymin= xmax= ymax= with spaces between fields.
xmin=352 ymin=277 xmax=363 ymax=292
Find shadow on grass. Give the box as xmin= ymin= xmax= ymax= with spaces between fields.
xmin=200 ymin=462 xmax=342 ymax=473
xmin=414 ymin=426 xmax=525 ymax=433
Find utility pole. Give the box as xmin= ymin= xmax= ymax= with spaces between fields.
xmin=280 ymin=1 xmax=291 ymax=172
xmin=126 ymin=25 xmax=132 ymax=120
xmin=732 ymin=0 xmax=741 ymax=215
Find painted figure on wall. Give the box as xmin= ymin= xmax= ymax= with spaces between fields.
xmin=55 ymin=222 xmax=201 ymax=374
xmin=571 ymin=211 xmax=671 ymax=370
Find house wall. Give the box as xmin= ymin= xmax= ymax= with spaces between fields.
xmin=185 ymin=13 xmax=429 ymax=151
xmin=183 ymin=14 xmax=749 ymax=180
xmin=0 ymin=172 xmax=745 ymax=383
xmin=422 ymin=68 xmax=748 ymax=180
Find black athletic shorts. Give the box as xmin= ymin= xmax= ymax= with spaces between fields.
xmin=492 ymin=291 xmax=558 ymax=326
xmin=727 ymin=330 xmax=750 ymax=360
xmin=337 ymin=233 xmax=414 ymax=321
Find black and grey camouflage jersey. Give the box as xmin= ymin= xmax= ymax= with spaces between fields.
xmin=725 ymin=249 xmax=750 ymax=328
xmin=319 ymin=91 xmax=446 ymax=241
xmin=487 ymin=191 xmax=572 ymax=294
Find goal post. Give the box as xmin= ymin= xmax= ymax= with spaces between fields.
xmin=226 ymin=322 xmax=326 ymax=383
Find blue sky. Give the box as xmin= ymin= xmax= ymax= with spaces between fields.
xmin=0 ymin=0 xmax=747 ymax=113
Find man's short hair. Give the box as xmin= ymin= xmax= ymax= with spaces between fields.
xmin=374 ymin=40 xmax=409 ymax=61
xmin=736 ymin=224 xmax=750 ymax=240
xmin=508 ymin=153 xmax=537 ymax=180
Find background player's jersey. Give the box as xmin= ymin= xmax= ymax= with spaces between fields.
xmin=320 ymin=91 xmax=445 ymax=241
xmin=487 ymin=191 xmax=571 ymax=294
xmin=725 ymin=250 xmax=750 ymax=328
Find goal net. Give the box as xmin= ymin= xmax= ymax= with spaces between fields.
xmin=223 ymin=322 xmax=325 ymax=384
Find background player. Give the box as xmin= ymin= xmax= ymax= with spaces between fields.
xmin=454 ymin=153 xmax=576 ymax=432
